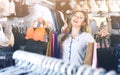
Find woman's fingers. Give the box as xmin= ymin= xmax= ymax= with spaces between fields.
xmin=99 ymin=29 xmax=109 ymax=37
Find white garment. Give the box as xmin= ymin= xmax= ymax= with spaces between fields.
xmin=0 ymin=0 xmax=15 ymax=16
xmin=0 ymin=24 xmax=9 ymax=46
xmin=109 ymin=0 xmax=120 ymax=12
xmin=82 ymin=0 xmax=90 ymax=12
xmin=4 ymin=24 xmax=14 ymax=47
xmin=0 ymin=0 xmax=10 ymax=16
xmin=89 ymin=0 xmax=99 ymax=13
xmin=98 ymin=0 xmax=108 ymax=13
xmin=23 ymin=4 xmax=53 ymax=28
xmin=92 ymin=17 xmax=107 ymax=28
xmin=9 ymin=1 xmax=15 ymax=14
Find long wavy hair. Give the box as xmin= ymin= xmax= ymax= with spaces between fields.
xmin=59 ymin=10 xmax=91 ymax=44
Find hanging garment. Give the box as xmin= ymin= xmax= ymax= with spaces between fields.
xmin=9 ymin=0 xmax=15 ymax=15
xmin=110 ymin=34 xmax=120 ymax=47
xmin=73 ymin=2 xmax=82 ymax=11
xmin=0 ymin=48 xmax=14 ymax=69
xmin=109 ymin=0 xmax=120 ymax=12
xmin=111 ymin=16 xmax=120 ymax=29
xmin=23 ymin=4 xmax=53 ymax=28
xmin=51 ymin=32 xmax=55 ymax=57
xmin=53 ymin=31 xmax=60 ymax=58
xmin=92 ymin=42 xmax=97 ymax=69
xmin=82 ymin=0 xmax=91 ymax=12
xmin=110 ymin=34 xmax=120 ymax=72
xmin=14 ymin=1 xmax=29 ymax=18
xmin=95 ymin=35 xmax=117 ymax=71
xmin=0 ymin=0 xmax=10 ymax=17
xmin=89 ymin=0 xmax=99 ymax=13
xmin=0 ymin=24 xmax=9 ymax=47
xmin=24 ymin=39 xmax=47 ymax=55
xmin=89 ymin=16 xmax=108 ymax=36
xmin=84 ymin=43 xmax=94 ymax=66
xmin=33 ymin=27 xmax=47 ymax=42
xmin=12 ymin=26 xmax=26 ymax=51
xmin=89 ymin=19 xmax=99 ymax=36
xmin=116 ymin=0 xmax=120 ymax=9
xmin=25 ymin=27 xmax=34 ymax=40
xmin=46 ymin=30 xmax=53 ymax=56
xmin=91 ymin=17 xmax=107 ymax=28
xmin=55 ymin=11 xmax=64 ymax=33
xmin=98 ymin=0 xmax=109 ymax=13
xmin=25 ymin=26 xmax=48 ymax=54
xmin=25 ymin=27 xmax=48 ymax=42
xmin=3 ymin=24 xmax=14 ymax=47
xmin=97 ymin=47 xmax=117 ymax=71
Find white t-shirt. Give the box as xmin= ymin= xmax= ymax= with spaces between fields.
xmin=60 ymin=32 xmax=95 ymax=66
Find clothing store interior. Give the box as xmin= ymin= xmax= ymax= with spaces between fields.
xmin=0 ymin=0 xmax=120 ymax=75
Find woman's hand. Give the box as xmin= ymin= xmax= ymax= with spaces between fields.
xmin=61 ymin=19 xmax=68 ymax=33
xmin=99 ymin=29 xmax=109 ymax=38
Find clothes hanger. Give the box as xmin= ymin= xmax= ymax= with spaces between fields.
xmin=93 ymin=68 xmax=106 ymax=75
xmin=54 ymin=60 xmax=64 ymax=72
xmin=47 ymin=59 xmax=60 ymax=75
xmin=41 ymin=58 xmax=54 ymax=75
xmin=60 ymin=62 xmax=70 ymax=75
xmin=67 ymin=63 xmax=79 ymax=75
xmin=25 ymin=54 xmax=46 ymax=74
xmin=37 ymin=57 xmax=52 ymax=74
xmin=106 ymin=70 xmax=116 ymax=75
xmin=76 ymin=65 xmax=89 ymax=75
xmin=82 ymin=66 xmax=95 ymax=75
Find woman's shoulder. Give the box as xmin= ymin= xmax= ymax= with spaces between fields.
xmin=81 ymin=32 xmax=95 ymax=42
xmin=81 ymin=32 xmax=92 ymax=36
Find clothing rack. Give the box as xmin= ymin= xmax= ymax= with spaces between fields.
xmin=0 ymin=50 xmax=116 ymax=75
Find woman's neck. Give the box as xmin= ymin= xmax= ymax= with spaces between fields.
xmin=71 ymin=27 xmax=81 ymax=38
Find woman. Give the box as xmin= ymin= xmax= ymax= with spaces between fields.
xmin=58 ymin=10 xmax=95 ymax=66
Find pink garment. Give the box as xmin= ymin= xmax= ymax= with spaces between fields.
xmin=92 ymin=42 xmax=97 ymax=69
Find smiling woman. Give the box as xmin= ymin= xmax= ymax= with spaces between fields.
xmin=58 ymin=10 xmax=95 ymax=66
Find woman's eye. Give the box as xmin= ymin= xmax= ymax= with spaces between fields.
xmin=74 ymin=15 xmax=82 ymax=19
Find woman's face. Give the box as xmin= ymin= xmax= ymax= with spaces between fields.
xmin=71 ymin=11 xmax=86 ymax=27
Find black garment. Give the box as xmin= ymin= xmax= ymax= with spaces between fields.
xmin=55 ymin=11 xmax=64 ymax=33
xmin=94 ymin=34 xmax=117 ymax=71
xmin=110 ymin=34 xmax=120 ymax=72
xmin=50 ymin=10 xmax=64 ymax=33
xmin=97 ymin=47 xmax=117 ymax=71
xmin=12 ymin=27 xmax=26 ymax=51
xmin=24 ymin=39 xmax=47 ymax=55
xmin=110 ymin=34 xmax=120 ymax=47
xmin=0 ymin=47 xmax=14 ymax=69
